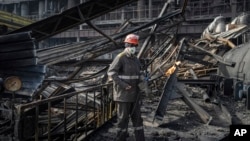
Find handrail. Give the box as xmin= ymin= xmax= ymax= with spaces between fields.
xmin=17 ymin=82 xmax=115 ymax=141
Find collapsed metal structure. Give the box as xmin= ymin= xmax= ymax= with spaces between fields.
xmin=1 ymin=0 xmax=250 ymax=140
xmin=0 ymin=0 xmax=187 ymax=140
xmin=179 ymin=13 xmax=250 ymax=109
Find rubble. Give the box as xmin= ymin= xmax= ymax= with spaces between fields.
xmin=1 ymin=0 xmax=250 ymax=140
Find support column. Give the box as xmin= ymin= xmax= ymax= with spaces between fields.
xmin=79 ymin=0 xmax=84 ymax=30
xmin=12 ymin=3 xmax=17 ymax=14
xmin=148 ymin=0 xmax=152 ymax=19
xmin=78 ymin=0 xmax=85 ymax=41
xmin=230 ymin=0 xmax=237 ymax=18
xmin=77 ymin=31 xmax=80 ymax=42
xmin=121 ymin=8 xmax=125 ymax=21
xmin=21 ymin=2 xmax=29 ymax=17
xmin=45 ymin=0 xmax=47 ymax=13
xmin=137 ymin=0 xmax=145 ymax=20
xmin=68 ymin=0 xmax=76 ymax=9
xmin=38 ymin=0 xmax=45 ymax=19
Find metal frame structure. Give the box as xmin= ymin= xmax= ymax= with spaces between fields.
xmin=16 ymin=83 xmax=114 ymax=141
xmin=8 ymin=0 xmax=139 ymax=41
xmin=0 ymin=0 xmax=190 ymax=140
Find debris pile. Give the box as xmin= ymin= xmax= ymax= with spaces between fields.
xmin=1 ymin=0 xmax=250 ymax=140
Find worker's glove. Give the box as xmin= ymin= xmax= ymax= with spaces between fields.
xmin=165 ymin=61 xmax=181 ymax=77
xmin=138 ymin=80 xmax=152 ymax=96
xmin=165 ymin=65 xmax=176 ymax=77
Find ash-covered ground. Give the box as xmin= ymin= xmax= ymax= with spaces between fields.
xmin=85 ymin=86 xmax=250 ymax=141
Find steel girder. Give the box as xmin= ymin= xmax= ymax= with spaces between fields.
xmin=37 ymin=9 xmax=184 ymax=66
xmin=7 ymin=0 xmax=138 ymax=41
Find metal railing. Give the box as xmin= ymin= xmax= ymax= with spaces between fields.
xmin=16 ymin=83 xmax=114 ymax=141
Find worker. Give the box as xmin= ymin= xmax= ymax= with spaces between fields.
xmin=107 ymin=33 xmax=145 ymax=141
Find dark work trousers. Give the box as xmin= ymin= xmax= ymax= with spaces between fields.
xmin=115 ymin=101 xmax=145 ymax=141
xmin=155 ymin=70 xmax=177 ymax=120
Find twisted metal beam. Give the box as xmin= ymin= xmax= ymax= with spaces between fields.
xmin=7 ymin=0 xmax=138 ymax=41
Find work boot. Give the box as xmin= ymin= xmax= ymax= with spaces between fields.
xmin=134 ymin=129 xmax=145 ymax=141
xmin=152 ymin=117 xmax=163 ymax=127
xmin=115 ymin=131 xmax=128 ymax=141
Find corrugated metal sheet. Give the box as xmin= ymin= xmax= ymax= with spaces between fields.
xmin=0 ymin=32 xmax=46 ymax=97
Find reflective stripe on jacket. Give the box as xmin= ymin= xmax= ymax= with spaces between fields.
xmin=108 ymin=51 xmax=141 ymax=102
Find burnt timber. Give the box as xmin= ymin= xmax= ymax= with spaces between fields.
xmin=0 ymin=0 xmax=250 ymax=141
